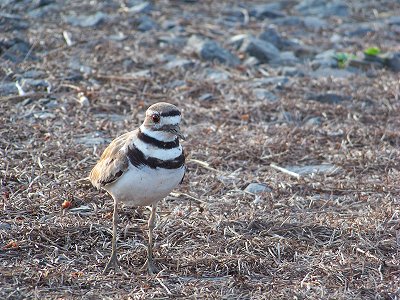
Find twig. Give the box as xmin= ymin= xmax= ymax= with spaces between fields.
xmin=270 ymin=163 xmax=301 ymax=179
xmin=188 ymin=159 xmax=222 ymax=174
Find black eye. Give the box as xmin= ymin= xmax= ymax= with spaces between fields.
xmin=152 ymin=114 xmax=160 ymax=123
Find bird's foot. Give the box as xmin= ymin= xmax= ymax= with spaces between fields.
xmin=103 ymin=254 xmax=120 ymax=274
xmin=145 ymin=258 xmax=158 ymax=275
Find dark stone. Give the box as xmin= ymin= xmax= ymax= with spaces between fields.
xmin=127 ymin=1 xmax=152 ymax=14
xmin=136 ymin=15 xmax=157 ymax=32
xmin=199 ymin=93 xmax=214 ymax=102
xmin=0 ymin=82 xmax=18 ymax=96
xmin=311 ymin=50 xmax=338 ymax=69
xmin=66 ymin=12 xmax=108 ymax=27
xmin=309 ymin=67 xmax=354 ymax=78
xmin=253 ymin=89 xmax=278 ymax=102
xmin=164 ymin=58 xmax=194 ymax=70
xmin=385 ymin=52 xmax=400 ymax=72
xmin=295 ymin=0 xmax=349 ymax=17
xmin=387 ymin=16 xmax=400 ymax=26
xmin=249 ymin=3 xmax=285 ymax=19
xmin=259 ymin=27 xmax=296 ymax=50
xmin=0 ymin=39 xmax=37 ymax=63
xmin=303 ymin=16 xmax=327 ymax=30
xmin=187 ymin=36 xmax=240 ymax=66
xmin=306 ymin=93 xmax=351 ymax=104
xmin=272 ymin=16 xmax=303 ymax=26
xmin=240 ymin=37 xmax=280 ymax=63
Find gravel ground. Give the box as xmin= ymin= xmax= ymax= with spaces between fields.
xmin=1 ymin=0 xmax=400 ymax=299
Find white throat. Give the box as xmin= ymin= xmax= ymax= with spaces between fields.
xmin=140 ymin=124 xmax=177 ymax=142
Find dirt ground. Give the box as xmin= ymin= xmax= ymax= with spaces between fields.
xmin=1 ymin=0 xmax=399 ymax=299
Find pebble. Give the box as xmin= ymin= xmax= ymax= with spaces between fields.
xmin=0 ymin=82 xmax=18 ymax=96
xmin=271 ymin=51 xmax=299 ymax=66
xmin=387 ymin=16 xmax=400 ymax=26
xmin=164 ymin=58 xmax=194 ymax=70
xmin=75 ymin=135 xmax=110 ymax=146
xmin=22 ymin=70 xmax=47 ymax=78
xmin=66 ymin=12 xmax=108 ymax=27
xmin=250 ymin=3 xmax=286 ymax=19
xmin=2 ymin=39 xmax=36 ymax=63
xmin=136 ymin=15 xmax=157 ymax=32
xmin=259 ymin=27 xmax=296 ymax=50
xmin=309 ymin=67 xmax=354 ymax=78
xmin=0 ymin=222 xmax=12 ymax=230
xmin=240 ymin=37 xmax=280 ymax=63
xmin=285 ymin=164 xmax=340 ymax=176
xmin=306 ymin=93 xmax=350 ymax=104
xmin=203 ymin=68 xmax=230 ymax=82
xmin=385 ymin=52 xmax=400 ymax=72
xmin=295 ymin=0 xmax=349 ymax=17
xmin=303 ymin=16 xmax=327 ymax=30
xmin=198 ymin=93 xmax=214 ymax=102
xmin=187 ymin=36 xmax=239 ymax=66
xmin=311 ymin=49 xmax=338 ymax=69
xmin=127 ymin=1 xmax=152 ymax=14
xmin=245 ymin=183 xmax=272 ymax=194
xmin=253 ymin=89 xmax=278 ymax=102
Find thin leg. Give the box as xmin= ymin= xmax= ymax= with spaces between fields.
xmin=147 ymin=203 xmax=158 ymax=274
xmin=103 ymin=199 xmax=119 ymax=274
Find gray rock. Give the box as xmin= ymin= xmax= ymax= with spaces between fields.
xmin=253 ymin=89 xmax=278 ymax=102
xmin=240 ymin=37 xmax=280 ymax=63
xmin=309 ymin=67 xmax=354 ymax=78
xmin=158 ymin=36 xmax=187 ymax=47
xmin=259 ymin=27 xmax=297 ymax=50
xmin=28 ymin=3 xmax=59 ymax=18
xmin=270 ymin=51 xmax=299 ymax=66
xmin=304 ymin=116 xmax=323 ymax=126
xmin=187 ymin=36 xmax=240 ymax=66
xmin=164 ymin=58 xmax=195 ymax=70
xmin=311 ymin=49 xmax=338 ymax=69
xmin=66 ymin=12 xmax=108 ymax=27
xmin=272 ymin=16 xmax=303 ymax=26
xmin=250 ymin=3 xmax=286 ymax=19
xmin=228 ymin=34 xmax=250 ymax=50
xmin=0 ymin=222 xmax=11 ymax=230
xmin=203 ymin=68 xmax=230 ymax=82
xmin=166 ymin=80 xmax=186 ymax=89
xmin=387 ymin=16 xmax=400 ymax=26
xmin=295 ymin=0 xmax=349 ymax=17
xmin=245 ymin=183 xmax=272 ymax=194
xmin=33 ymin=112 xmax=56 ymax=120
xmin=0 ymin=83 xmax=18 ymax=96
xmin=303 ymin=16 xmax=327 ymax=30
xmin=249 ymin=76 xmax=289 ymax=88
xmin=136 ymin=15 xmax=157 ymax=32
xmin=385 ymin=52 xmax=400 ymax=72
xmin=75 ymin=135 xmax=110 ymax=146
xmin=1 ymin=39 xmax=37 ymax=63
xmin=20 ymin=79 xmax=50 ymax=90
xmin=127 ymin=1 xmax=152 ymax=14
xmin=285 ymin=164 xmax=340 ymax=176
xmin=279 ymin=66 xmax=304 ymax=77
xmin=199 ymin=93 xmax=214 ymax=102
xmin=22 ymin=70 xmax=47 ymax=78
xmin=306 ymin=93 xmax=350 ymax=104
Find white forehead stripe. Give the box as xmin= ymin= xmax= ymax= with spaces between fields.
xmin=161 ymin=115 xmax=181 ymax=125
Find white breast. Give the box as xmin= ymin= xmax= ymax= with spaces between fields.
xmin=104 ymin=163 xmax=185 ymax=207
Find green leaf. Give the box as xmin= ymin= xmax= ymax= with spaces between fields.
xmin=364 ymin=47 xmax=381 ymax=56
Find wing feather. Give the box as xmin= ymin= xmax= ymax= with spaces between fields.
xmin=89 ymin=131 xmax=135 ymax=189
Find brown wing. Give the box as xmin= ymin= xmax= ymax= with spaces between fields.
xmin=89 ymin=131 xmax=135 ymax=189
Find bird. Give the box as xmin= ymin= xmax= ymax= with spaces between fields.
xmin=89 ymin=102 xmax=185 ymax=274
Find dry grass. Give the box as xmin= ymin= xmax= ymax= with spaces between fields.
xmin=1 ymin=0 xmax=400 ymax=299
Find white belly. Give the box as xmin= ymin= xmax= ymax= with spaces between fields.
xmin=104 ymin=164 xmax=185 ymax=207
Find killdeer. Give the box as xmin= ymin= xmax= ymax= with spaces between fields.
xmin=89 ymin=102 xmax=185 ymax=274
